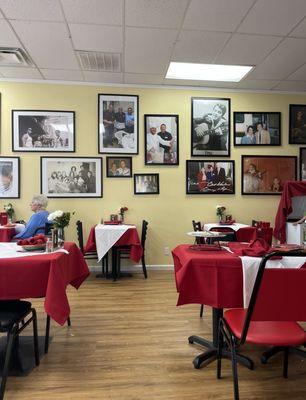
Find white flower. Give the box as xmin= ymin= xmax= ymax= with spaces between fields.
xmin=48 ymin=210 xmax=64 ymax=221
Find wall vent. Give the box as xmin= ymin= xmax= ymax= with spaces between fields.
xmin=0 ymin=47 xmax=33 ymax=66
xmin=76 ymin=50 xmax=121 ymax=72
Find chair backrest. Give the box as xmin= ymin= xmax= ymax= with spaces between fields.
xmin=192 ymin=220 xmax=202 ymax=232
xmin=252 ymin=219 xmax=258 ymax=227
xmin=240 ymin=251 xmax=306 ymax=344
xmin=141 ymin=220 xmax=148 ymax=250
xmin=33 ymin=222 xmax=53 ymax=236
xmin=76 ymin=220 xmax=84 ymax=253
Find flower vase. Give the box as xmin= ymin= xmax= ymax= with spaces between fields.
xmin=119 ymin=213 xmax=124 ymax=223
xmin=219 ymin=216 xmax=224 ymax=223
xmin=58 ymin=227 xmax=65 ymax=242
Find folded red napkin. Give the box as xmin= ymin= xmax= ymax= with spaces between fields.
xmin=229 ymin=238 xmax=281 ymax=258
xmin=104 ymin=221 xmax=122 ymax=225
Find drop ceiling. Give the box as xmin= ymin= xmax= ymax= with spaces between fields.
xmin=0 ymin=0 xmax=306 ymax=91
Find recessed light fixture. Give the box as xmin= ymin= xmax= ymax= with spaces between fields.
xmin=165 ymin=62 xmax=253 ymax=82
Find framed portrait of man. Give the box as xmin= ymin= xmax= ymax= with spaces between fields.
xmin=98 ymin=94 xmax=139 ymax=154
xmin=191 ymin=97 xmax=230 ymax=156
xmin=144 ymin=114 xmax=179 ymax=165
xmin=0 ymin=157 xmax=20 ymax=198
xmin=289 ymin=104 xmax=306 ymax=144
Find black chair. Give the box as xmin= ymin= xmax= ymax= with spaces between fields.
xmin=76 ymin=220 xmax=108 ymax=277
xmin=114 ymin=220 xmax=148 ymax=281
xmin=0 ymin=300 xmax=39 ymax=399
xmin=33 ymin=222 xmax=54 ymax=236
xmin=216 ymin=251 xmax=306 ymax=400
xmin=192 ymin=220 xmax=205 ymax=244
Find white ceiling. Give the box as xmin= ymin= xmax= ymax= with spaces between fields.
xmin=1 ymin=0 xmax=306 ymax=91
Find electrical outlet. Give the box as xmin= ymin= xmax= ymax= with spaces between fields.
xmin=164 ymin=246 xmax=170 ymax=256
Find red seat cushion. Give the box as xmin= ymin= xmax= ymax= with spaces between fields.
xmin=224 ymin=309 xmax=306 ymax=346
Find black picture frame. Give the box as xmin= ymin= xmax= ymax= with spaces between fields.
xmin=0 ymin=157 xmax=20 ymax=198
xmin=12 ymin=110 xmax=75 ymax=152
xmin=106 ymin=156 xmax=132 ymax=178
xmin=144 ymin=114 xmax=179 ymax=165
xmin=191 ymin=97 xmax=230 ymax=157
xmin=134 ymin=173 xmax=159 ymax=195
xmin=241 ymin=155 xmax=297 ymax=195
xmin=289 ymin=104 xmax=306 ymax=144
xmin=41 ymin=157 xmax=103 ymax=198
xmin=186 ymin=160 xmax=235 ymax=195
xmin=299 ymin=147 xmax=306 ymax=180
xmin=233 ymin=112 xmax=281 ymax=146
xmin=98 ymin=94 xmax=139 ymax=154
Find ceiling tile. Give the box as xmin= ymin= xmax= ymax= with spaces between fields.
xmin=0 ymin=66 xmax=42 ymax=78
xmin=124 ymin=73 xmax=164 ymax=84
xmin=69 ymin=24 xmax=122 ymax=52
xmin=247 ymin=38 xmax=306 ymax=80
xmin=0 ymin=19 xmax=21 ymax=47
xmin=10 ymin=20 xmax=79 ymax=69
xmin=290 ymin=17 xmax=306 ymax=37
xmin=41 ymin=69 xmax=84 ymax=81
xmin=236 ymin=79 xmax=280 ymax=90
xmin=62 ymin=0 xmax=122 ymax=25
xmin=83 ymin=71 xmax=123 ymax=83
xmin=0 ymin=0 xmax=63 ymax=21
xmin=238 ymin=0 xmax=306 ymax=36
xmin=183 ymin=0 xmax=254 ymax=32
xmin=216 ymin=34 xmax=282 ymax=65
xmin=125 ymin=0 xmax=188 ymax=29
xmin=273 ymin=81 xmax=306 ymax=91
xmin=287 ymin=64 xmax=306 ymax=80
xmin=125 ymin=27 xmax=177 ymax=74
xmin=172 ymin=30 xmax=230 ymax=63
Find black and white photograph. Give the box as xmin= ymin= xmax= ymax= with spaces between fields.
xmin=134 ymin=173 xmax=159 ymax=195
xmin=106 ymin=156 xmax=132 ymax=178
xmin=186 ymin=160 xmax=235 ymax=194
xmin=145 ymin=114 xmax=179 ymax=165
xmin=12 ymin=110 xmax=75 ymax=152
xmin=300 ymin=148 xmax=306 ymax=180
xmin=289 ymin=104 xmax=306 ymax=144
xmin=0 ymin=157 xmax=20 ymax=198
xmin=234 ymin=112 xmax=281 ymax=146
xmin=98 ymin=94 xmax=138 ymax=154
xmin=41 ymin=157 xmax=102 ymax=198
xmin=191 ymin=97 xmax=230 ymax=156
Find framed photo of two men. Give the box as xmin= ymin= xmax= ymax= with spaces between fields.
xmin=234 ymin=112 xmax=281 ymax=146
xmin=145 ymin=114 xmax=179 ymax=165
xmin=191 ymin=97 xmax=230 ymax=157
xmin=98 ymin=94 xmax=139 ymax=154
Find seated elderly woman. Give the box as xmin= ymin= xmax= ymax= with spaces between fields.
xmin=14 ymin=195 xmax=49 ymax=239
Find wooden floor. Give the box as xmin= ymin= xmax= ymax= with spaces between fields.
xmin=4 ymin=270 xmax=306 ymax=399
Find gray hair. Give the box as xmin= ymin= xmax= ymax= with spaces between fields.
xmin=32 ymin=194 xmax=48 ymax=209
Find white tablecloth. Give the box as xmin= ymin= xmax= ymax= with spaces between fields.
xmin=204 ymin=223 xmax=250 ymax=232
xmin=94 ymin=224 xmax=134 ymax=261
xmin=0 ymin=242 xmax=68 ymax=258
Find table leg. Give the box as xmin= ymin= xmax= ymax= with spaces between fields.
xmin=188 ymin=308 xmax=254 ymax=370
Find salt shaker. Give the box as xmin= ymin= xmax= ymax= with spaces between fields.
xmin=46 ymin=238 xmax=53 ymax=253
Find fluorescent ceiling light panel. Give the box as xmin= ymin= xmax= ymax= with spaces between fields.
xmin=166 ymin=62 xmax=253 ymax=82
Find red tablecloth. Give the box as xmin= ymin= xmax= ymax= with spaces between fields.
xmin=173 ymin=244 xmax=306 ymax=314
xmin=84 ymin=226 xmax=143 ymax=262
xmin=0 ymin=242 xmax=89 ymax=325
xmin=0 ymin=227 xmax=15 ymax=242
xmin=274 ymin=181 xmax=306 ymax=243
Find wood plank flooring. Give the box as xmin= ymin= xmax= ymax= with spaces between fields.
xmin=4 ymin=271 xmax=306 ymax=399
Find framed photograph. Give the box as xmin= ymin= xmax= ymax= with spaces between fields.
xmin=241 ymin=155 xmax=297 ymax=195
xmin=191 ymin=97 xmax=230 ymax=157
xmin=0 ymin=157 xmax=20 ymax=198
xmin=234 ymin=112 xmax=281 ymax=146
xmin=144 ymin=114 xmax=179 ymax=165
xmin=289 ymin=104 xmax=306 ymax=144
xmin=106 ymin=156 xmax=132 ymax=178
xmin=12 ymin=110 xmax=75 ymax=152
xmin=41 ymin=157 xmax=102 ymax=198
xmin=134 ymin=173 xmax=159 ymax=195
xmin=299 ymin=148 xmax=306 ymax=180
xmin=186 ymin=160 xmax=235 ymax=194
xmin=98 ymin=94 xmax=139 ymax=154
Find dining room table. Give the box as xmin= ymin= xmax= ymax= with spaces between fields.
xmin=0 ymin=241 xmax=90 ymax=375
xmin=172 ymin=243 xmax=306 ymax=369
xmin=84 ymin=223 xmax=143 ymax=278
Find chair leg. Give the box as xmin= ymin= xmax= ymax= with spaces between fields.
xmin=217 ymin=321 xmax=223 ymax=379
xmin=283 ymin=347 xmax=289 ymax=378
xmin=67 ymin=317 xmax=71 ymax=327
xmin=112 ymin=249 xmax=117 ymax=282
xmin=0 ymin=330 xmax=15 ymax=399
xmin=230 ymin=338 xmax=240 ymax=400
xmin=141 ymin=254 xmax=147 ymax=279
xmin=199 ymin=304 xmax=204 ymax=318
xmin=45 ymin=315 xmax=51 ymax=354
xmin=32 ymin=309 xmax=40 ymax=366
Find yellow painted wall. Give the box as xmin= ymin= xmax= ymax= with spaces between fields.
xmin=0 ymin=81 xmax=305 ymax=265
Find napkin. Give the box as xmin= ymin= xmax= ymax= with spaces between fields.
xmin=228 ymin=238 xmax=281 ymax=259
